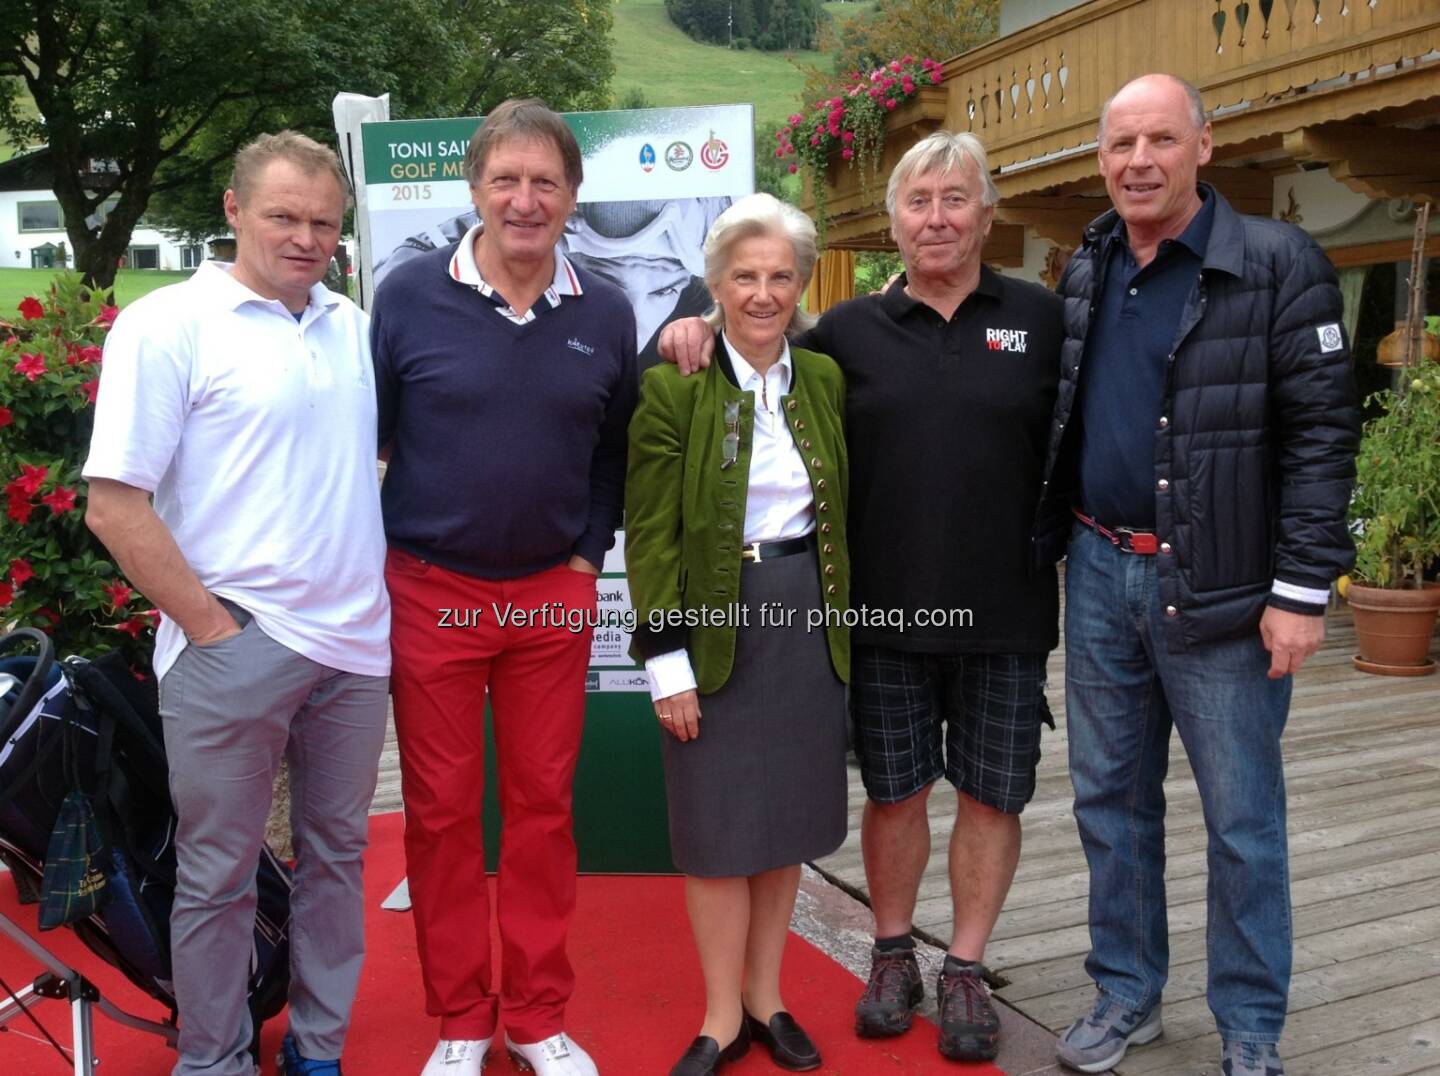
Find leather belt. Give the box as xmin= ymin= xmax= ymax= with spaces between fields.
xmin=740 ymin=535 xmax=812 ymax=563
xmin=1073 ymin=508 xmax=1159 ymax=555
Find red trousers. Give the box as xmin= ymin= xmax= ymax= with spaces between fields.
xmin=386 ymin=549 xmax=596 ymax=1041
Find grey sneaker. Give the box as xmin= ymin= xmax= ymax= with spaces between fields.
xmin=1056 ymin=995 xmax=1162 ymax=1072
xmin=1222 ymin=1040 xmax=1285 ymax=1075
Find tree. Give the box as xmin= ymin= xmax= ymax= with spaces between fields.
xmin=822 ymin=0 xmax=997 ymax=80
xmin=0 ymin=0 xmax=614 ymax=287
xmin=666 ymin=0 xmax=824 ymax=52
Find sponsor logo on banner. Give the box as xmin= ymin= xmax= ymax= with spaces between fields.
xmin=665 ymin=141 xmax=694 ymax=171
xmin=1315 ymin=323 xmax=1343 ymax=353
xmin=985 ymin=328 xmax=1029 ymax=353
xmin=599 ymin=670 xmax=652 ymax=693
xmin=639 ymin=143 xmax=656 ymax=172
xmin=700 ymin=131 xmax=729 ymax=170
xmin=585 ymin=671 xmax=601 ymax=692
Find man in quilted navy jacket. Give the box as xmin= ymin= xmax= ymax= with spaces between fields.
xmin=1035 ymin=74 xmax=1359 ymax=1076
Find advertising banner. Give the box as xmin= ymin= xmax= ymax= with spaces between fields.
xmin=348 ymin=105 xmax=754 ymax=871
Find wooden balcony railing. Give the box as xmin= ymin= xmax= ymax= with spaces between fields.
xmin=818 ymin=0 xmax=1440 ymax=247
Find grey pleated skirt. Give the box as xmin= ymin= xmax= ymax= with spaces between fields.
xmin=661 ymin=547 xmax=848 ymax=877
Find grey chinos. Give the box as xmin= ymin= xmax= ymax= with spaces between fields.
xmin=159 ymin=603 xmax=387 ymax=1076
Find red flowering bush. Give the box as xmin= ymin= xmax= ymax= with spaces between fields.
xmin=0 ymin=274 xmax=155 ymax=667
xmin=777 ymin=55 xmax=943 ymax=239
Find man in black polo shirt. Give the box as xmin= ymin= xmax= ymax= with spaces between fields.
xmin=660 ymin=131 xmax=1062 ymax=1064
xmin=1035 ymin=75 xmax=1358 ymax=1076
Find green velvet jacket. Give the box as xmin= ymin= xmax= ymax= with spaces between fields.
xmin=625 ymin=342 xmax=850 ymax=693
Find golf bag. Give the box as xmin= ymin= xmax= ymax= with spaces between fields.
xmin=0 ymin=626 xmax=293 ymax=1040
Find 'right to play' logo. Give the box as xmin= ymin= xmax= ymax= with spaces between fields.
xmin=986 ymin=328 xmax=1028 ymax=353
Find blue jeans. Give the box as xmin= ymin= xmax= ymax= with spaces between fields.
xmin=1064 ymin=524 xmax=1292 ymax=1044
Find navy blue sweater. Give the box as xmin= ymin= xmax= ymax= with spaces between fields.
xmin=372 ymin=244 xmax=638 ymax=579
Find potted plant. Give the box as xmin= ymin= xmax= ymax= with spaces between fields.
xmin=1347 ymin=341 xmax=1440 ymax=674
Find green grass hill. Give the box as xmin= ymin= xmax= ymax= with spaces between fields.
xmin=610 ymin=0 xmax=874 ymax=126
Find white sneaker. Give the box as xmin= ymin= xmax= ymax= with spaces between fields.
xmin=504 ymin=1031 xmax=598 ymax=1076
xmin=421 ymin=1038 xmax=493 ymax=1076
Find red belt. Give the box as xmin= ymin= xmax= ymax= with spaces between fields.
xmin=1073 ymin=508 xmax=1159 ymax=555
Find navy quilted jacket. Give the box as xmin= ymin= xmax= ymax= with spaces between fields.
xmin=1033 ymin=185 xmax=1360 ymax=649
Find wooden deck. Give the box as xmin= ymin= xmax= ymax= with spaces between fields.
xmin=368 ymin=595 xmax=1440 ymax=1073
xmin=814 ymin=601 xmax=1440 ymax=1075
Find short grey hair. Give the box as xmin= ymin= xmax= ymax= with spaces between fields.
xmin=1099 ymin=74 xmax=1207 ymax=143
xmin=230 ymin=131 xmax=350 ymax=207
xmin=885 ymin=131 xmax=1000 ymax=218
xmin=701 ymin=193 xmax=819 ymax=336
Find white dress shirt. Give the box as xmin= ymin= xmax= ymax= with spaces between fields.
xmin=646 ymin=333 xmax=815 ymax=702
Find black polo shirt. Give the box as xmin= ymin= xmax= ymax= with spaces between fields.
xmin=796 ymin=266 xmax=1063 ymax=654
xmin=1078 ymin=191 xmax=1215 ymax=528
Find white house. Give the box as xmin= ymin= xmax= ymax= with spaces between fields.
xmin=0 ymin=147 xmax=206 ymax=272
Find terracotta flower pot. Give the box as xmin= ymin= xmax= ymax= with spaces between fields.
xmin=1347 ymin=583 xmax=1440 ymax=675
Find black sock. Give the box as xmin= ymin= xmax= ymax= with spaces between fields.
xmin=944 ymin=954 xmax=983 ymax=973
xmin=875 ymin=934 xmax=914 ymax=952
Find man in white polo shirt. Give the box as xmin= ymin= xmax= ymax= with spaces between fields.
xmin=84 ymin=131 xmax=389 ymax=1076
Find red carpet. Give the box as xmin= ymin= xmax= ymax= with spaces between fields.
xmin=1 ymin=812 xmax=1000 ymax=1074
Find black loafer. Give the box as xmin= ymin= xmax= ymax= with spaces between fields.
xmin=744 ymin=1010 xmax=820 ymax=1072
xmin=669 ymin=1021 xmax=751 ymax=1076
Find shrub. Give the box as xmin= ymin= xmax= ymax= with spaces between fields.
xmin=0 ymin=274 xmax=156 ymax=668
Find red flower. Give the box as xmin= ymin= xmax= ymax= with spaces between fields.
xmin=788 ymin=164 xmax=798 ymax=174
xmin=0 ymin=406 xmax=11 ymax=428
xmin=81 ymin=378 xmax=100 ymax=404
xmin=842 ymin=148 xmax=855 ymax=161
xmin=103 ymin=579 xmax=133 ymax=609
xmin=902 ymin=54 xmax=914 ymax=64
xmin=0 ymin=580 xmax=12 ymax=608
xmin=18 ymin=296 xmax=44 ymax=320
xmin=35 ymin=607 xmax=60 ymax=625
xmin=6 ymin=494 xmax=33 ymax=525
xmin=95 ymin=305 xmax=120 ymax=328
xmin=811 ymin=135 xmax=821 ymax=146
xmin=841 ymin=131 xmax=855 ymax=144
xmin=9 ymin=558 xmax=34 ymax=586
xmin=930 ymin=70 xmax=942 ymax=84
xmin=41 ymin=485 xmax=77 ymax=516
xmin=144 ymin=609 xmax=161 ymax=625
xmin=885 ymin=98 xmax=898 ymax=110
xmin=13 ymin=463 xmax=49 ymax=497
xmin=788 ymin=113 xmax=803 ymax=125
xmin=115 ymin=616 xmax=147 ymax=638
xmin=15 ymin=352 xmax=46 ymax=381
xmin=65 ymin=343 xmax=103 ymax=366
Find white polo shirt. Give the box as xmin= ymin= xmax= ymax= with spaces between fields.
xmin=84 ymin=261 xmax=390 ymax=680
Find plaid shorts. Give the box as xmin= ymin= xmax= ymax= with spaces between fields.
xmin=850 ymin=645 xmax=1051 ymax=813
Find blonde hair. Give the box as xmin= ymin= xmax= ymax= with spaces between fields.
xmin=230 ymin=131 xmax=349 ymax=206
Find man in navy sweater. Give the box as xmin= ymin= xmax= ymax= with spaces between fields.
xmin=371 ymin=98 xmax=637 ymax=1076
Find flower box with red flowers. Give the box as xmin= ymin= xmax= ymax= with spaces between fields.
xmin=777 ymin=56 xmax=947 ymax=239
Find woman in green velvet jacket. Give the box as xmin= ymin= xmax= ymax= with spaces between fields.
xmin=625 ymin=193 xmax=850 ymax=1076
